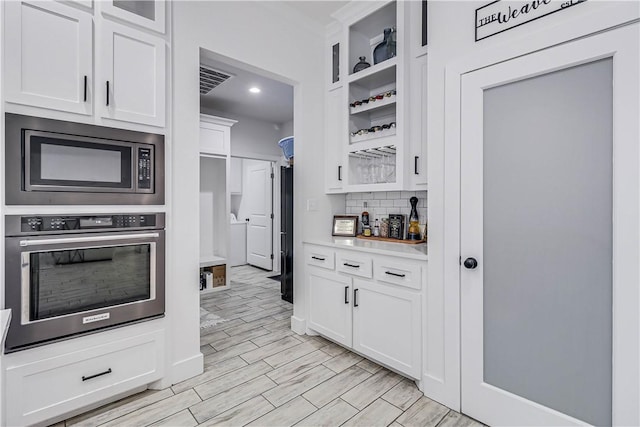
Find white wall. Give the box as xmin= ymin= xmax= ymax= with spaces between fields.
xmin=199 ymin=157 xmax=226 ymax=261
xmin=423 ymin=0 xmax=638 ymax=411
xmin=172 ymin=0 xmax=345 ymax=384
xmin=201 ymin=107 xmax=284 ymax=159
xmin=279 ymin=120 xmax=294 ymax=140
xmin=345 ymin=191 xmax=427 ymax=235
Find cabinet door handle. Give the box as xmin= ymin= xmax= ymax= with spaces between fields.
xmin=106 ymin=81 xmax=110 ymax=106
xmin=82 ymin=368 xmax=112 ymax=382
xmin=83 ymin=75 xmax=88 ymax=102
xmin=344 ymin=286 xmax=349 ymax=304
xmin=385 ymin=271 xmax=406 ymax=278
xmin=414 ymin=156 xmax=419 ymax=175
xmin=343 ymin=262 xmax=359 ymax=268
xmin=311 ymin=256 xmax=325 ymax=261
xmin=353 ymin=288 xmax=359 ymax=307
xmin=338 ymin=165 xmax=342 ymax=181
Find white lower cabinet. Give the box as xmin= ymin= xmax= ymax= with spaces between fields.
xmin=4 ymin=329 xmax=164 ymax=427
xmin=308 ymin=267 xmax=352 ymax=347
xmin=306 ymin=244 xmax=424 ymax=379
xmin=352 ymin=279 xmax=421 ymax=378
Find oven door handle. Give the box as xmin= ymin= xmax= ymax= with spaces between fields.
xmin=19 ymin=232 xmax=160 ymax=247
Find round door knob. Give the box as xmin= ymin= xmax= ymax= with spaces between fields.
xmin=464 ymin=257 xmax=478 ymax=269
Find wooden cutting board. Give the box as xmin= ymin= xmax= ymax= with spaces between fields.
xmin=356 ymin=235 xmax=426 ymax=244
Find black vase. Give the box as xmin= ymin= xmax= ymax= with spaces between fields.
xmin=353 ymin=56 xmax=370 ymax=73
xmin=373 ymin=28 xmax=392 ymax=65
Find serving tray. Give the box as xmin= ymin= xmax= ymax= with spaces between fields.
xmin=356 ymin=235 xmax=426 ymax=244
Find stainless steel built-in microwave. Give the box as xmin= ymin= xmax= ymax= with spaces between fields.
xmin=5 ymin=114 xmax=164 ymax=205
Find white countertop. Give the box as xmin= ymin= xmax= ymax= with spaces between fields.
xmin=304 ymin=237 xmax=427 ymax=261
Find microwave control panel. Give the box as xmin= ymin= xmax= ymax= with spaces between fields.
xmin=137 ymin=147 xmax=153 ymax=190
xmin=15 ymin=214 xmax=161 ymax=234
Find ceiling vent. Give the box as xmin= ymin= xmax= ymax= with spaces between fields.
xmin=200 ymin=65 xmax=233 ymax=95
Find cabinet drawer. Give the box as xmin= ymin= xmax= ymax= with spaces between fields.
xmin=374 ymin=259 xmax=422 ymax=290
xmin=336 ymin=252 xmax=373 ymax=278
xmin=306 ymin=247 xmax=335 ymax=270
xmin=5 ymin=330 xmax=164 ymax=427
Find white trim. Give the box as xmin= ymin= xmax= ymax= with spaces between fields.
xmin=290 ymin=315 xmax=306 ymax=335
xmin=199 ymin=114 xmax=237 ymax=128
xmin=434 ymin=3 xmax=640 ymax=413
xmin=152 ymin=352 xmax=203 ymax=390
xmin=461 ymin=28 xmax=639 ymax=424
xmin=331 ymin=0 xmax=393 ymax=27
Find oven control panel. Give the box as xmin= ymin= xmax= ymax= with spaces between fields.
xmin=137 ymin=147 xmax=153 ymax=190
xmin=12 ymin=214 xmax=163 ymax=234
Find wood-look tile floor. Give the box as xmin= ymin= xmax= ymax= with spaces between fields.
xmin=56 ymin=265 xmax=483 ymax=427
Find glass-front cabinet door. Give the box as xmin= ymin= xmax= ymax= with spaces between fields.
xmin=99 ymin=0 xmax=165 ymax=34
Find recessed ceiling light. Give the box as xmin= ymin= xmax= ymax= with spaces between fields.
xmin=249 ymin=87 xmax=261 ymax=94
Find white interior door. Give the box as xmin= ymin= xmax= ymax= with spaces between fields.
xmin=245 ymin=161 xmax=273 ymax=270
xmin=460 ymin=25 xmax=639 ymax=426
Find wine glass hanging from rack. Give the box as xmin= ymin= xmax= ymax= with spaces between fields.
xmin=349 ymin=146 xmax=396 ymax=184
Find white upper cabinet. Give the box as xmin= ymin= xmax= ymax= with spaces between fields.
xmin=327 ymin=1 xmax=420 ymax=193
xmin=326 ymin=0 xmax=428 ymax=192
xmin=199 ymin=114 xmax=236 ymax=156
xmin=99 ymin=20 xmax=166 ymax=127
xmin=99 ymin=0 xmax=165 ymax=34
xmin=407 ymin=54 xmax=427 ymax=189
xmin=325 ymin=87 xmax=345 ymax=193
xmin=4 ymin=1 xmax=93 ymax=115
xmin=3 ymin=1 xmax=167 ymax=128
xmin=229 ymin=157 xmax=243 ymax=195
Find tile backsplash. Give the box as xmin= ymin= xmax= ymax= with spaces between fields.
xmin=345 ymin=191 xmax=427 ymax=227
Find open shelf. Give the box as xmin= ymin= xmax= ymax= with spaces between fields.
xmin=350 ymin=128 xmax=396 ymax=145
xmin=348 ymin=59 xmax=397 ymax=88
xmin=350 ymin=95 xmax=396 ymax=115
xmin=348 ymin=1 xmax=397 ymax=76
xmin=200 ymin=256 xmax=226 ymax=267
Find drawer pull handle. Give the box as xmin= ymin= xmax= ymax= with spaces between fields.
xmin=82 ymin=368 xmax=112 ymax=382
xmin=311 ymin=256 xmax=326 ymax=261
xmin=344 ymin=286 xmax=349 ymax=304
xmin=343 ymin=263 xmax=360 ymax=268
xmin=83 ymin=75 xmax=88 ymax=102
xmin=106 ymin=81 xmax=110 ymax=106
xmin=385 ymin=271 xmax=406 ymax=278
xmin=354 ymin=288 xmax=359 ymax=307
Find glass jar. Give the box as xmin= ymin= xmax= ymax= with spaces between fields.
xmin=380 ymin=218 xmax=389 ymax=238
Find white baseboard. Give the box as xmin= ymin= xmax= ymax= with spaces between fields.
xmin=290 ymin=316 xmax=306 ymax=335
xmin=422 ymin=373 xmax=460 ymax=412
xmin=151 ymin=352 xmax=203 ymax=389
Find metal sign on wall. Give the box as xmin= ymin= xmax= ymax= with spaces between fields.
xmin=475 ymin=0 xmax=587 ymax=41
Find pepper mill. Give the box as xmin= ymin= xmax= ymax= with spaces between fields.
xmin=408 ymin=196 xmax=421 ymax=240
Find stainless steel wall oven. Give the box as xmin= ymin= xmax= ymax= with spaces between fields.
xmin=5 ymin=114 xmax=164 ymax=205
xmin=4 ymin=213 xmax=165 ymax=352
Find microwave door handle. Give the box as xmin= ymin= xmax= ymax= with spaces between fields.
xmin=19 ymin=232 xmax=160 ymax=247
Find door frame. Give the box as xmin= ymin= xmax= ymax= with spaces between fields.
xmin=461 ymin=30 xmax=636 ymax=426
xmin=436 ymin=2 xmax=640 ymax=420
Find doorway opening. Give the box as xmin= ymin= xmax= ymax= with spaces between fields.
xmin=198 ymin=48 xmax=294 ymax=311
